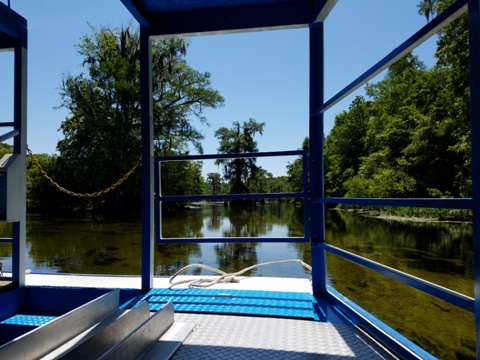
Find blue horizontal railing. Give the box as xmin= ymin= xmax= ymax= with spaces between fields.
xmin=0 ymin=129 xmax=19 ymax=143
xmin=161 ymin=192 xmax=302 ymax=202
xmin=155 ymin=150 xmax=309 ymax=243
xmin=319 ymin=243 xmax=474 ymax=313
xmin=316 ymin=0 xmax=467 ymax=114
xmin=157 ymin=150 xmax=303 ymax=162
xmin=324 ymin=286 xmax=436 ymax=360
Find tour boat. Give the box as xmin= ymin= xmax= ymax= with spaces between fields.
xmin=0 ymin=1 xmax=477 ymax=359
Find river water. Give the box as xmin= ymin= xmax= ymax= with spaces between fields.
xmin=0 ymin=203 xmax=474 ymax=358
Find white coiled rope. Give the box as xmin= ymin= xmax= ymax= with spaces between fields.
xmin=168 ymin=259 xmax=312 ymax=289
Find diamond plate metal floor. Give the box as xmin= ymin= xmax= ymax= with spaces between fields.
xmin=172 ymin=313 xmax=397 ymax=359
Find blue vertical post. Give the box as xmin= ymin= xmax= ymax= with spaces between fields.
xmin=309 ymin=22 xmax=327 ymax=295
xmin=140 ymin=26 xmax=154 ymax=291
xmin=467 ymin=0 xmax=480 ymax=357
xmin=12 ymin=36 xmax=27 ymax=287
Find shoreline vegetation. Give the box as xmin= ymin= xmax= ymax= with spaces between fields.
xmin=189 ymin=200 xmax=473 ymax=224
xmin=335 ymin=206 xmax=472 ymax=224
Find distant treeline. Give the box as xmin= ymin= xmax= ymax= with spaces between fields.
xmin=10 ymin=0 xmax=472 ymax=217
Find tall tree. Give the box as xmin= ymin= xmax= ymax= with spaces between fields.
xmin=55 ymin=25 xmax=224 ymax=213
xmin=287 ymin=137 xmax=309 ymax=196
xmin=206 ymin=172 xmax=222 ymax=195
xmin=214 ymin=119 xmax=265 ymax=196
xmin=417 ymin=0 xmax=441 ymax=21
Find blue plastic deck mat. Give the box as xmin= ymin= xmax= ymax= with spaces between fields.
xmin=0 ymin=314 xmax=57 ymax=326
xmin=131 ymin=288 xmax=318 ymax=319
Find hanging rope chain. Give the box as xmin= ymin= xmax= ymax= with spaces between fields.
xmin=26 ymin=147 xmax=141 ymax=198
xmin=169 ymin=259 xmax=312 ymax=289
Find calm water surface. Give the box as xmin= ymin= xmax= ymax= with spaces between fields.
xmin=0 ymin=204 xmax=474 ymax=358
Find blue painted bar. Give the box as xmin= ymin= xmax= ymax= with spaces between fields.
xmin=319 ymin=197 xmax=472 ymax=209
xmin=318 ymin=0 xmax=468 ymax=114
xmin=157 ymin=150 xmax=305 ymax=162
xmin=467 ymin=0 xmax=480 ymax=357
xmin=302 ymin=145 xmax=310 ymax=242
xmin=325 ymin=287 xmax=436 ymax=360
xmin=309 ymin=22 xmax=327 ymax=296
xmin=140 ymin=26 xmax=154 ymax=292
xmin=0 ymin=130 xmax=19 ymax=143
xmin=119 ymin=0 xmax=148 ymax=26
xmin=321 ymin=243 xmax=474 ymax=313
xmin=124 ymin=0 xmax=315 ymax=37
xmin=158 ymin=236 xmax=308 ymax=244
xmin=0 ymin=2 xmax=27 ymax=43
xmin=159 ymin=192 xmax=303 ymax=202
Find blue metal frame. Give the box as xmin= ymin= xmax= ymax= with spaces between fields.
xmin=309 ymin=22 xmax=327 ymax=297
xmin=0 ymin=2 xmax=27 ymax=287
xmin=121 ymin=0 xmax=326 ymax=37
xmin=467 ymin=0 xmax=480 ymax=355
xmin=315 ymin=0 xmax=479 ymax=358
xmin=154 ymin=150 xmax=309 ymax=243
xmin=122 ymin=0 xmax=480 ymax=357
xmin=140 ymin=26 xmax=154 ymax=291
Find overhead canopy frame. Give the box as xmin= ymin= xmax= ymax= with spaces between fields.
xmin=121 ymin=0 xmax=337 ymax=36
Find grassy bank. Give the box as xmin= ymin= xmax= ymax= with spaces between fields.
xmin=338 ymin=206 xmax=472 ymax=223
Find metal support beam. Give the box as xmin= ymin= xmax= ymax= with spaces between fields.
xmin=140 ymin=26 xmax=154 ymax=291
xmin=467 ymin=0 xmax=480 ymax=357
xmin=0 ymin=2 xmax=27 ymax=43
xmin=12 ymin=37 xmax=27 ymax=287
xmin=309 ymin=22 xmax=326 ymax=295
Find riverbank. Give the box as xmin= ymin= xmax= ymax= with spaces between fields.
xmin=333 ymin=207 xmax=473 ymax=224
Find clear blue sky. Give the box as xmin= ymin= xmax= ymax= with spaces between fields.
xmin=0 ymin=0 xmax=437 ymax=177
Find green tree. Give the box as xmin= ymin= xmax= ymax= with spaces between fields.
xmin=264 ymin=176 xmax=292 ymax=197
xmin=287 ymin=137 xmax=309 ymax=197
xmin=55 ymin=24 xmax=224 ymax=214
xmin=417 ymin=0 xmax=441 ymax=21
xmin=0 ymin=143 xmax=12 ymax=158
xmin=415 ymin=0 xmax=470 ymax=196
xmin=27 ymin=154 xmax=59 ymax=213
xmin=214 ymin=119 xmax=265 ymax=197
xmin=206 ymin=172 xmax=222 ymax=195
xmin=323 ymin=0 xmax=472 ymax=202
xmin=324 ymin=96 xmax=369 ymax=197
xmin=323 ymin=47 xmax=469 ymax=200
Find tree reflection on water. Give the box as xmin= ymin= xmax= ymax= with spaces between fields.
xmin=0 ymin=206 xmax=474 ymax=358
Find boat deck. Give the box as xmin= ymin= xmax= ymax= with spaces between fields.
xmin=171 ymin=312 xmax=395 ymax=360
xmin=0 ymin=273 xmax=399 ymax=359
